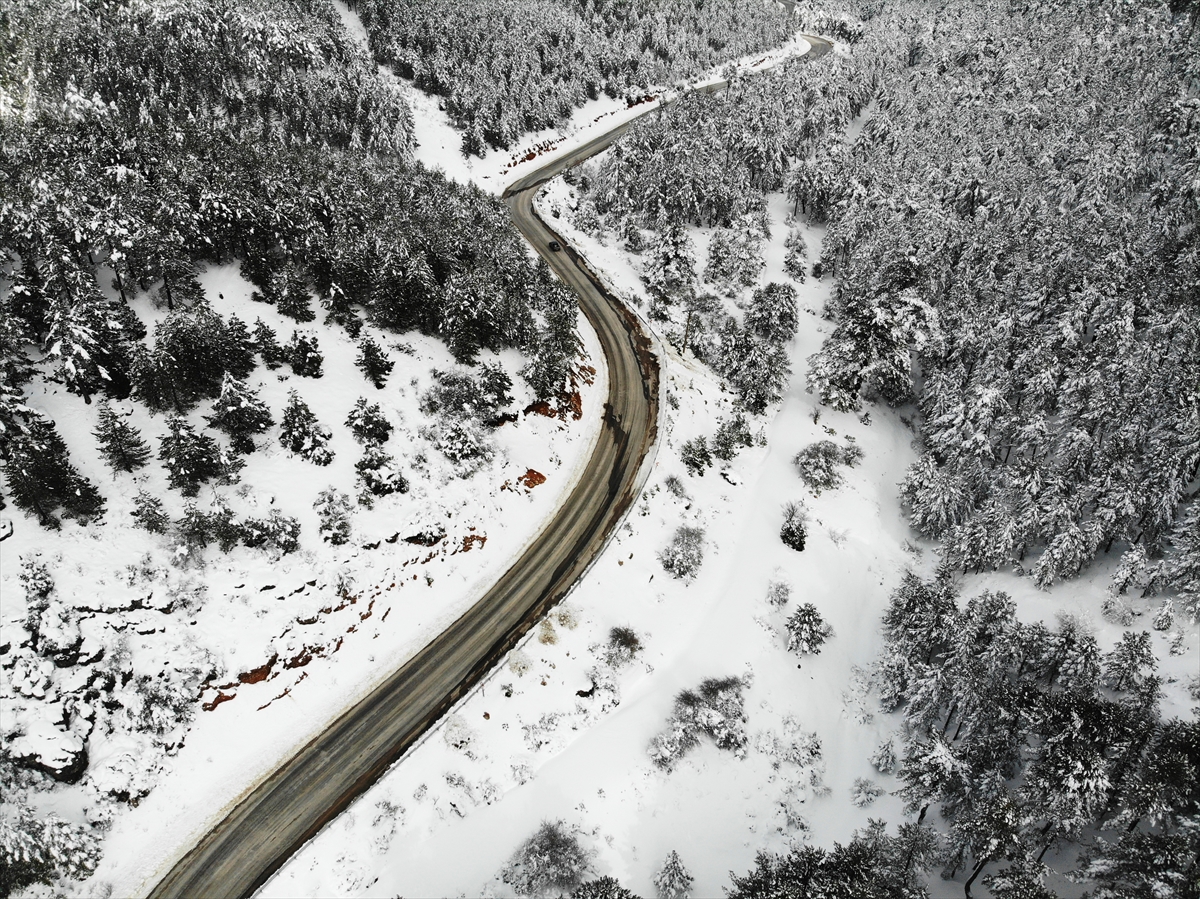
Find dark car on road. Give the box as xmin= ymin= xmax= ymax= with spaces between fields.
xmin=548 ymin=240 xmax=562 ymax=251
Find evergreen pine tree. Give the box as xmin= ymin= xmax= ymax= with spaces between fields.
xmin=1164 ymin=503 xmax=1200 ymax=621
xmin=252 ymin=318 xmax=287 ymax=370
xmin=345 ymin=398 xmax=393 ymax=445
xmin=0 ymin=801 xmax=101 ymax=896
xmin=158 ymin=417 xmax=224 ymax=496
xmin=785 ymin=603 xmax=833 ymax=656
xmin=355 ymin=446 xmax=408 ymax=506
xmin=276 ymin=268 xmax=316 ymax=323
xmin=643 ymin=224 xmax=696 ymax=318
xmin=680 ymin=436 xmax=712 ymax=476
xmin=220 ymin=314 xmax=257 ymax=380
xmin=355 ymin=334 xmax=394 ymax=389
xmin=1103 ymin=631 xmax=1156 ymax=693
xmin=3 ymin=417 xmax=105 ymax=528
xmin=571 ymin=877 xmax=638 ymax=899
xmin=286 ymin=332 xmax=324 ymax=378
xmin=207 ymin=375 xmax=273 ymax=454
xmin=314 ymin=488 xmax=353 ymax=545
xmin=784 ymin=227 xmax=808 ymax=282
xmin=131 ymin=489 xmax=170 ymax=533
xmin=280 ymin=391 xmax=333 ymax=465
xmin=479 ymin=363 xmax=514 ymax=414
xmin=745 ymin=282 xmax=799 ymax=346
xmin=93 ymin=401 xmax=151 ymax=472
xmin=653 ymin=850 xmax=693 ymax=899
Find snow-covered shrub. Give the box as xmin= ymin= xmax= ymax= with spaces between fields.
xmin=131 ymin=489 xmax=170 ymax=534
xmin=870 ymin=739 xmax=898 ymax=774
xmin=538 ymin=619 xmax=558 ymax=645
xmin=850 ymin=777 xmax=885 ymax=807
xmin=241 ymin=509 xmax=301 ymax=555
xmin=443 ymin=715 xmax=475 ymax=755
xmin=313 ymin=489 xmax=353 ymax=545
xmin=766 ymin=579 xmax=790 ymax=608
xmin=0 ymin=799 xmax=101 ymax=895
xmin=420 ymin=368 xmax=510 ymax=423
xmin=345 ymin=398 xmax=393 ymax=445
xmin=777 ymin=782 xmax=812 ymax=835
xmin=552 ymin=606 xmax=579 ymax=630
xmin=711 ymin=413 xmax=754 ymax=462
xmin=422 ymin=419 xmax=493 ymax=473
xmin=122 ymin=671 xmax=198 ymax=745
xmin=37 ymin=598 xmax=81 ymax=665
xmin=509 ymin=650 xmax=532 ymax=677
xmin=573 ymin=876 xmax=638 ymax=899
xmin=522 ymin=712 xmax=563 ymax=752
xmin=659 ymin=526 xmax=705 ymax=580
xmin=604 ymin=627 xmax=642 ymax=668
xmin=501 ymin=820 xmax=591 ymax=898
xmin=780 ymin=501 xmax=808 ymax=552
xmin=785 ymin=603 xmax=833 ymax=656
xmin=355 ymin=447 xmax=409 ymax=507
xmin=280 ymin=391 xmax=334 ymax=465
xmin=648 ymin=676 xmax=747 ymax=770
xmin=19 ymin=557 xmax=55 ymax=650
xmin=792 ymin=440 xmax=863 ymax=494
xmin=679 ymin=436 xmax=711 ymax=476
xmin=653 ymin=850 xmax=693 ymax=899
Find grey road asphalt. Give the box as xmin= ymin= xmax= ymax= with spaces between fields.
xmin=146 ymin=35 xmax=830 ymax=899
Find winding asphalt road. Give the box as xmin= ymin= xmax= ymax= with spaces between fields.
xmin=147 ymin=35 xmax=830 ymax=899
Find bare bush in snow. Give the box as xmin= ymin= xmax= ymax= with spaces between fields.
xmin=780 ymin=501 xmax=808 ymax=552
xmin=766 ymin=579 xmax=791 ymax=609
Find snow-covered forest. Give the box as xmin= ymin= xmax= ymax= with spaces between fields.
xmin=351 ymin=0 xmax=797 ymax=155
xmin=582 ymin=0 xmax=1200 ymax=611
xmin=2 ymin=0 xmax=1198 ymax=896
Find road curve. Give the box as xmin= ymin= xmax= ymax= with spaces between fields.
xmin=147 ymin=35 xmax=830 ymax=899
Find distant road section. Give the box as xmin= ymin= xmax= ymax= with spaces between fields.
xmin=147 ymin=35 xmax=830 ymax=899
